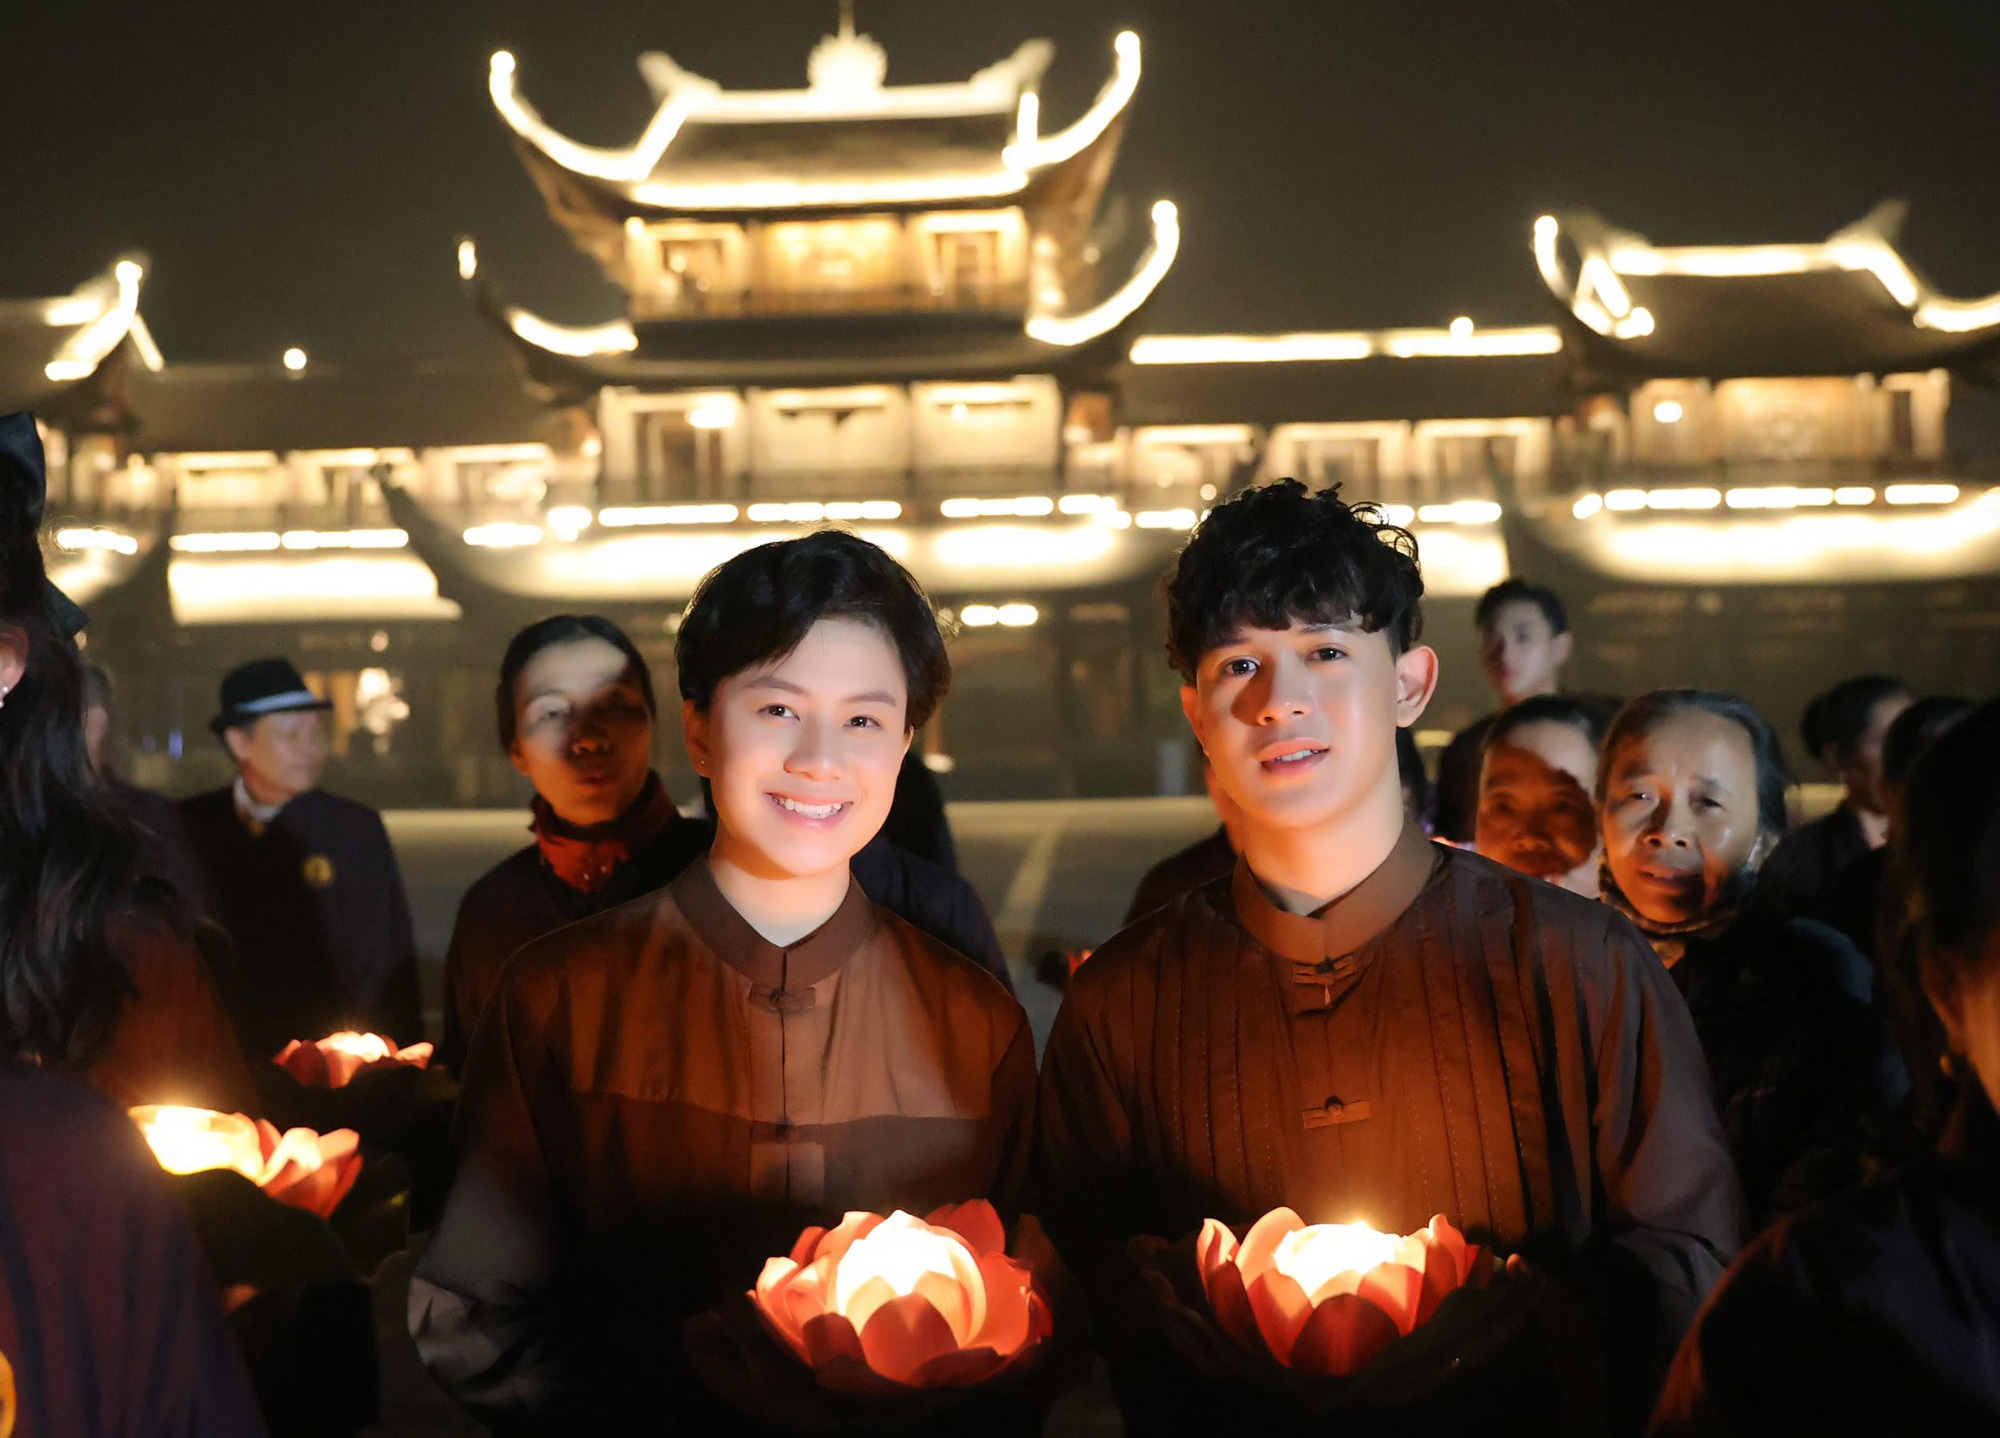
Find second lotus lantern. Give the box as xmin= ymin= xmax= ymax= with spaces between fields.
xmin=129 ymin=1104 xmax=363 ymax=1221
xmin=1195 ymin=1208 xmax=1489 ymax=1376
xmin=273 ymin=1031 xmax=435 ymax=1088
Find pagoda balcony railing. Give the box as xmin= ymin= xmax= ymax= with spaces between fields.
xmin=633 ymin=279 xmax=1030 ymax=322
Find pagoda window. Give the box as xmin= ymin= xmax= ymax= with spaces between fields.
xmin=749 ymin=385 xmax=911 ymax=483
xmin=912 ymin=210 xmax=1028 ymax=310
xmin=627 ymin=221 xmax=748 ymax=319
xmin=758 ymin=217 xmax=905 ymax=311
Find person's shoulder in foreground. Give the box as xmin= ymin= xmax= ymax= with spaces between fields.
xmin=0 ymin=1067 xmax=267 ymax=1438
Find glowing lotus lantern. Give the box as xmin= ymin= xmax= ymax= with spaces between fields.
xmin=1195 ymin=1208 xmax=1486 ymax=1376
xmin=273 ymin=1031 xmax=434 ymax=1088
xmin=129 ymin=1105 xmax=363 ymax=1220
xmin=750 ymin=1201 xmax=1051 ymax=1390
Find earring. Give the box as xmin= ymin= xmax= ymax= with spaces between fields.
xmin=0 ymin=686 xmax=9 ymax=709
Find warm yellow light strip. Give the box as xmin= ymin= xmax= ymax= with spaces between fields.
xmin=1541 ymin=208 xmax=2000 ymax=341
xmin=45 ymin=260 xmax=146 ymax=383
xmin=1027 ymin=200 xmax=1179 ymax=348
xmin=55 ymin=526 xmax=139 ymax=555
xmin=1129 ymin=323 xmax=1561 ymax=365
xmin=492 ymin=32 xmax=1144 ymax=212
xmin=505 ymin=307 xmax=639 ymax=358
xmin=598 ymin=504 xmax=741 ymax=527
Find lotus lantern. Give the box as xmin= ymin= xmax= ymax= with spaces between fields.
xmin=1195 ymin=1208 xmax=1486 ymax=1376
xmin=129 ymin=1105 xmax=363 ymax=1220
xmin=273 ymin=1031 xmax=434 ymax=1088
xmin=750 ymin=1201 xmax=1051 ymax=1390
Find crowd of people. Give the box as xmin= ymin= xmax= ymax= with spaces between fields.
xmin=5 ymin=404 xmax=1999 ymax=1437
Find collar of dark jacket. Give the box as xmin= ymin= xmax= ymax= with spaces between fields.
xmin=1231 ymin=821 xmax=1439 ymax=1015
xmin=671 ymin=857 xmax=874 ymax=993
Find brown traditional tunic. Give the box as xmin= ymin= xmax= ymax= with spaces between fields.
xmin=410 ymin=860 xmax=1036 ymax=1434
xmin=1037 ymin=825 xmax=1741 ymax=1421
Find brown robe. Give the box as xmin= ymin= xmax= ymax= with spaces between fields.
xmin=85 ymin=911 xmax=257 ymax=1115
xmin=411 ymin=860 xmax=1036 ymax=1434
xmin=1036 ymin=825 xmax=1741 ymax=1421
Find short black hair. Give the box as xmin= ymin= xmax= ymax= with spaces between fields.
xmin=1882 ymin=696 xmax=1973 ymax=791
xmin=1598 ymin=689 xmax=1791 ymax=838
xmin=1903 ymin=697 xmax=2000 ymax=961
xmin=495 ymin=614 xmax=655 ymax=751
xmin=81 ymin=663 xmax=114 ymax=716
xmin=1475 ymin=578 xmax=1568 ymax=637
xmin=676 ymin=529 xmax=949 ymax=730
xmin=1482 ymin=693 xmax=1615 ymax=759
xmin=1165 ymin=479 xmax=1423 ymax=682
xmin=1801 ymin=674 xmax=1909 ymax=766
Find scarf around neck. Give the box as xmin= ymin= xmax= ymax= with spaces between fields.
xmin=531 ymin=771 xmax=679 ymax=896
xmin=1598 ymin=861 xmax=1751 ymax=968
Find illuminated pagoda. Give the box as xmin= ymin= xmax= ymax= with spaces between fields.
xmin=21 ymin=16 xmax=2000 ymax=805
xmin=461 ymin=15 xmax=1174 ymax=494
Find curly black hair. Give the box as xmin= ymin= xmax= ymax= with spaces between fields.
xmin=1164 ymin=479 xmax=1424 ymax=682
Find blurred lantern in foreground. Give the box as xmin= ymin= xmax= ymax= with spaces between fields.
xmin=1196 ymin=1208 xmax=1485 ymax=1375
xmin=129 ymin=1105 xmax=363 ymax=1220
xmin=751 ymin=1201 xmax=1051 ymax=1389
xmin=274 ymin=1031 xmax=434 ymax=1088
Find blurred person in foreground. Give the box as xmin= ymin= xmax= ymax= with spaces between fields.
xmin=1474 ymin=693 xmax=1613 ymax=899
xmin=0 ymin=409 xmax=264 ymax=1434
xmin=412 ymin=531 xmax=1033 ymax=1434
xmin=1035 ymin=482 xmax=1737 ymax=1433
xmin=1597 ymin=690 xmax=1901 ymax=1226
xmin=1652 ymin=697 xmax=2000 ymax=1436
xmin=81 ymin=662 xmax=211 ymax=921
xmin=1430 ymin=578 xmax=1573 ymax=844
xmin=180 ymin=657 xmax=421 ymax=1060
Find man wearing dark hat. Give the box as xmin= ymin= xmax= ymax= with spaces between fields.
xmin=180 ymin=657 xmax=422 ymax=1060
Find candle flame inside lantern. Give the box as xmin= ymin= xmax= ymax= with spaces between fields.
xmin=318 ymin=1031 xmax=396 ymax=1063
xmin=137 ymin=1104 xmax=264 ymax=1178
xmin=831 ymin=1213 xmax=988 ymax=1344
xmin=1270 ymin=1222 xmax=1405 ymax=1301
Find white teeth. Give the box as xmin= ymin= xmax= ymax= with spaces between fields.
xmin=775 ymin=795 xmax=843 ymax=819
xmin=1272 ymin=749 xmax=1320 ymax=763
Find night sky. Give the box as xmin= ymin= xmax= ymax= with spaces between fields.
xmin=4 ymin=0 xmax=1997 ymax=368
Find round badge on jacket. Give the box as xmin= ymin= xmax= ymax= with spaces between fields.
xmin=302 ymin=854 xmax=337 ymax=889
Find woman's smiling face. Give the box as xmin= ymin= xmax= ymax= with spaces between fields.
xmin=687 ymin=616 xmax=911 ymax=882
xmin=1600 ymin=708 xmax=1769 ymax=925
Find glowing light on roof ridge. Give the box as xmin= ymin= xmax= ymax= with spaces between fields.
xmin=505 ymin=306 xmax=640 ymax=358
xmin=1539 ymin=207 xmax=2000 ymax=341
xmin=45 ymin=257 xmax=150 ymax=383
xmin=1129 ymin=323 xmax=1560 ymax=365
xmin=497 ymin=34 xmax=1137 ymax=211
xmin=1027 ymin=200 xmax=1179 ymax=348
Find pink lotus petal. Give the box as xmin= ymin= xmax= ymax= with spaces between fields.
xmin=1025 ymin=1290 xmax=1055 ymax=1344
xmin=1195 ymin=1217 xmax=1238 ymax=1279
xmin=1237 ymin=1206 xmax=1304 ymax=1282
xmin=814 ymin=1211 xmax=887 ymax=1263
xmin=1416 ymin=1241 xmax=1461 ymax=1325
xmin=924 ymin=1199 xmax=1007 ymax=1259
xmin=970 ymin=1249 xmax=1032 ymax=1356
xmin=913 ymin=1269 xmax=973 ymax=1345
xmin=1359 ymin=1263 xmax=1423 ymax=1335
xmin=911 ymin=1345 xmax=1008 ymax=1388
xmin=858 ymin=1293 xmax=960 ymax=1385
xmin=1246 ymin=1268 xmax=1314 ymax=1363
xmin=1426 ymin=1214 xmax=1467 ymax=1273
xmin=1204 ymin=1259 xmax=1263 ymax=1353
xmin=1289 ymin=1292 xmax=1399 ymax=1377
xmin=841 ymin=1275 xmax=903 ymax=1336
xmin=788 ymin=1226 xmax=827 ymax=1267
xmin=784 ymin=1260 xmax=836 ymax=1343
xmin=801 ymin=1312 xmax=865 ymax=1372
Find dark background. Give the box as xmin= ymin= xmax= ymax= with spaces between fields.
xmin=4 ymin=0 xmax=1997 ymax=367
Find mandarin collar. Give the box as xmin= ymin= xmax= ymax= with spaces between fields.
xmin=672 ymin=858 xmax=874 ymax=993
xmin=1232 ymin=822 xmax=1440 ymax=1016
